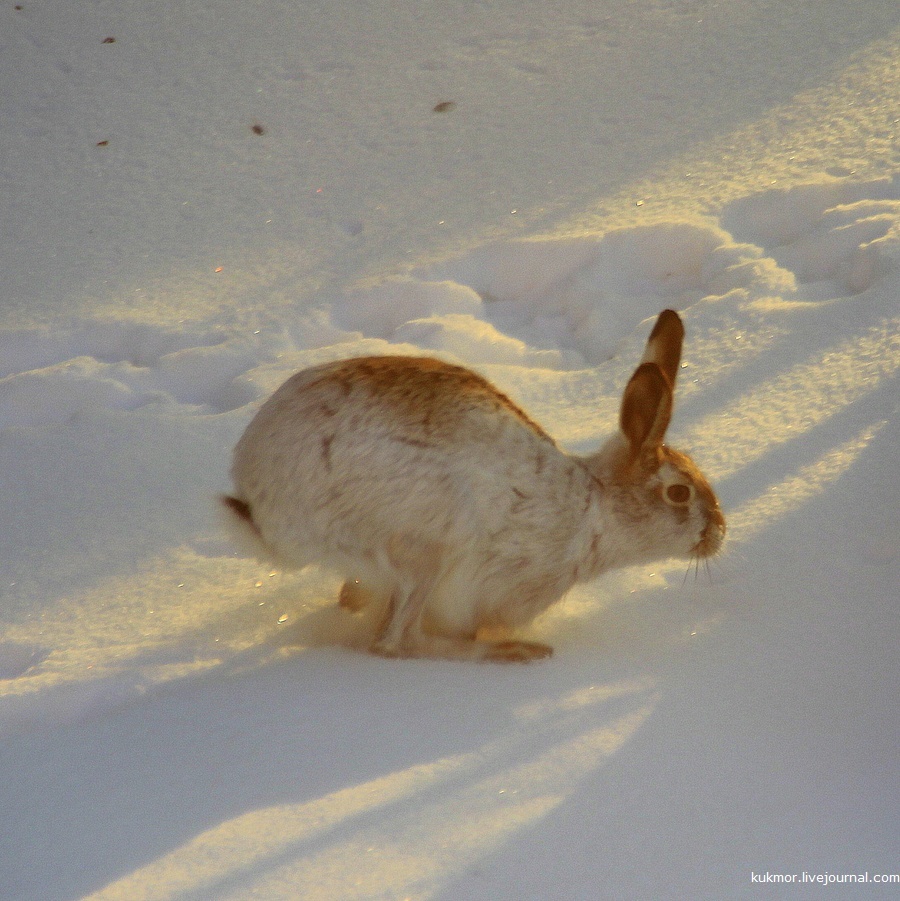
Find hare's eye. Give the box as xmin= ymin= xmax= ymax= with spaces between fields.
xmin=665 ymin=483 xmax=693 ymax=505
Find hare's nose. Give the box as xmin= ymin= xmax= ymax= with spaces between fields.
xmin=695 ymin=507 xmax=726 ymax=557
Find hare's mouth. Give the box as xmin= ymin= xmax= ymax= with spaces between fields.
xmin=693 ymin=509 xmax=726 ymax=558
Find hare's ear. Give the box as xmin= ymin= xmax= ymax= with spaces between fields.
xmin=639 ymin=309 xmax=684 ymax=388
xmin=619 ymin=362 xmax=673 ymax=464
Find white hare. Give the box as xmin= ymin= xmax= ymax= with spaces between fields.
xmin=223 ymin=309 xmax=725 ymax=662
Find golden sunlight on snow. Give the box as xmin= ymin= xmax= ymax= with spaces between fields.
xmin=569 ymin=29 xmax=900 ymax=230
xmin=686 ymin=317 xmax=900 ymax=484
xmin=725 ymin=420 xmax=887 ymax=543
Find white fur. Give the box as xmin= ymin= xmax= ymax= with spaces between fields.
xmin=224 ymin=310 xmax=725 ymax=662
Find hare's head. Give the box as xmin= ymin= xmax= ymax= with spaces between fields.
xmin=594 ymin=311 xmax=726 ymax=566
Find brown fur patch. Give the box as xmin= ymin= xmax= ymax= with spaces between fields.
xmin=325 ymin=356 xmax=555 ymax=443
xmin=392 ymin=436 xmax=438 ymax=449
xmin=321 ymin=434 xmax=335 ymax=471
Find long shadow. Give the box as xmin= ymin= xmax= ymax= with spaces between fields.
xmin=714 ymin=371 xmax=898 ymax=517
xmin=0 ymin=637 xmax=655 ymax=901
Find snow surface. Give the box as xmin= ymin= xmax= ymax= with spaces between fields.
xmin=1 ymin=1 xmax=899 ymax=899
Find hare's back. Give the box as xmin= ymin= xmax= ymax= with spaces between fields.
xmin=257 ymin=355 xmax=554 ymax=448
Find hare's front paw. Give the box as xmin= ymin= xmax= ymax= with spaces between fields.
xmin=369 ymin=641 xmax=406 ymax=660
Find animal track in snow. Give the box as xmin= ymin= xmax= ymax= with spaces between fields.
xmin=334 ymin=178 xmax=899 ymax=371
xmin=721 ymin=175 xmax=900 ymax=296
xmin=328 ymin=222 xmax=733 ymax=370
xmin=0 ymin=321 xmax=263 ymax=429
xmin=2 ymin=177 xmax=897 ymax=432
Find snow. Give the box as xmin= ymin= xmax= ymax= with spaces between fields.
xmin=1 ymin=0 xmax=898 ymax=898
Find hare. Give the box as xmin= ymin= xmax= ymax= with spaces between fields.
xmin=223 ymin=309 xmax=725 ymax=662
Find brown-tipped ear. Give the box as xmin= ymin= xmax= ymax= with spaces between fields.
xmin=620 ymin=362 xmax=673 ymax=463
xmin=639 ymin=309 xmax=684 ymax=388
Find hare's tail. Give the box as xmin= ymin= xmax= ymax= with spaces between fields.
xmin=219 ymin=494 xmax=272 ymax=561
xmin=221 ymin=495 xmax=255 ymax=528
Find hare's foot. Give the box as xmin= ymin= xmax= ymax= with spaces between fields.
xmin=370 ymin=634 xmax=552 ymax=663
xmin=482 ymin=640 xmax=553 ymax=663
xmin=477 ymin=625 xmax=553 ymax=662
